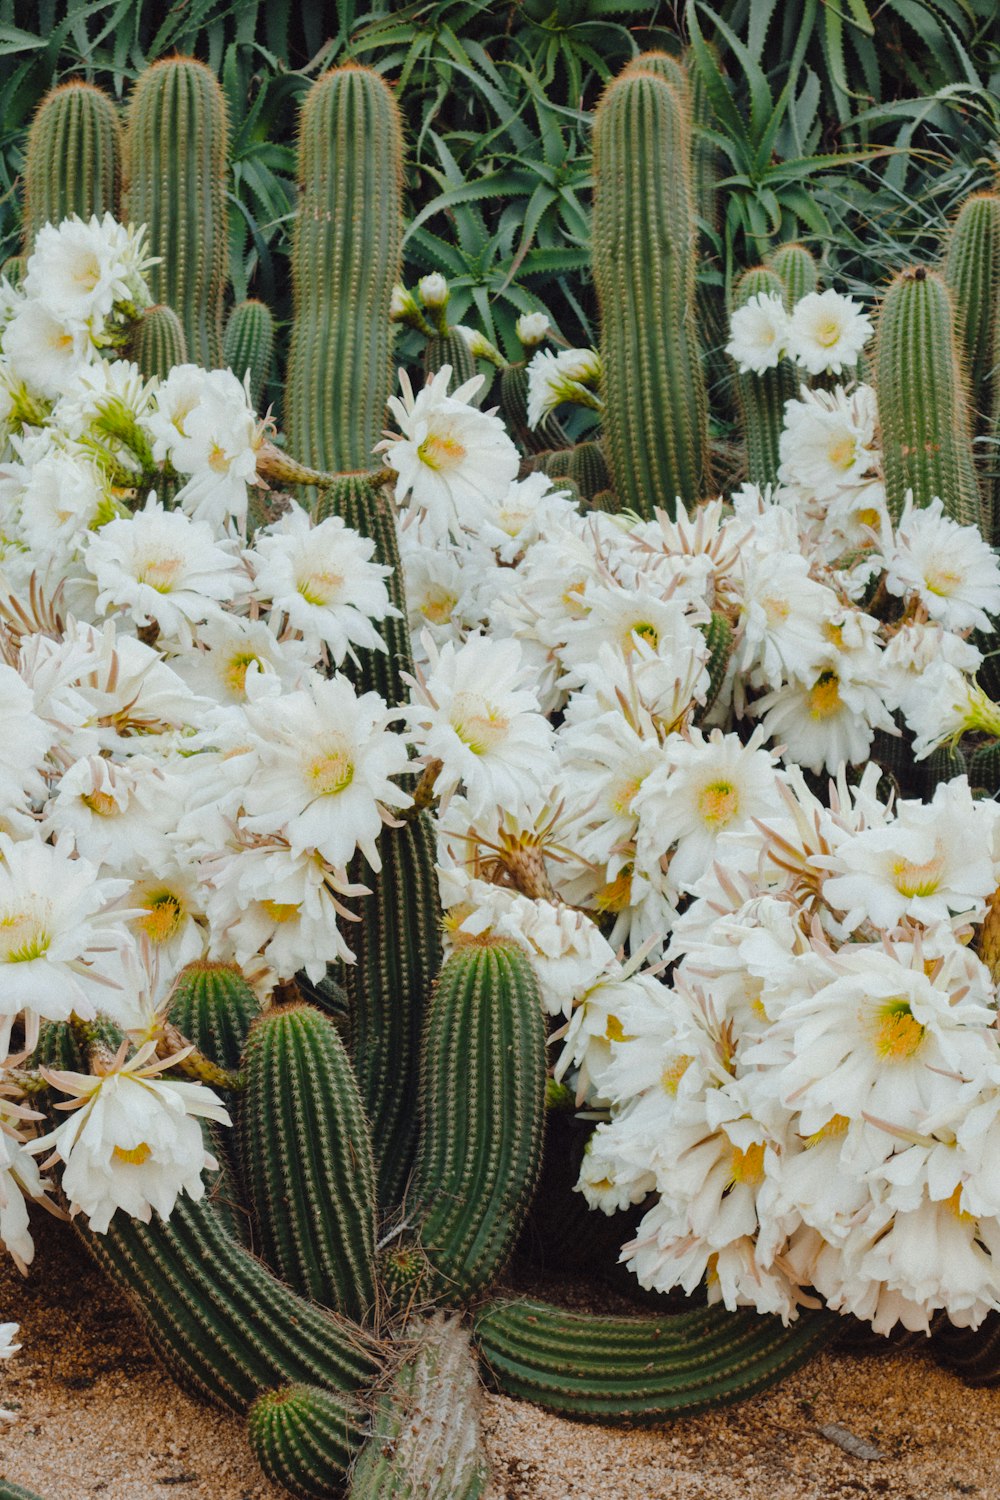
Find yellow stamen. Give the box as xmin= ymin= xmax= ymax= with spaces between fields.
xmin=307 ymin=748 xmax=355 ymax=795
xmin=804 ymin=1114 xmax=850 ymax=1147
xmin=224 ymin=652 xmax=261 ymax=696
xmin=827 ymin=435 xmax=857 ymax=470
xmin=113 ymin=1142 xmax=152 ymax=1166
xmin=808 ymin=670 xmax=841 ymax=719
xmin=261 ymin=900 xmax=299 ymax=924
xmin=82 ymin=790 xmax=119 ymax=818
xmin=815 ymin=318 xmax=843 ymax=348
xmin=297 ymin=570 xmax=344 ymax=607
xmin=417 ymin=430 xmax=466 ymax=471
xmin=0 ymin=911 xmax=50 ymax=963
xmin=604 ymin=1014 xmax=634 ymax=1044
xmin=137 ymin=556 xmax=183 ymax=593
xmin=728 ymin=1141 xmax=765 ymax=1186
xmin=697 ymin=779 xmax=740 ymax=828
xmin=892 ymin=852 xmax=944 ymax=898
xmin=872 ymin=1000 xmax=924 ymax=1061
xmin=661 ymin=1054 xmax=693 ymax=1095
xmin=137 ymin=891 xmax=185 ymax=944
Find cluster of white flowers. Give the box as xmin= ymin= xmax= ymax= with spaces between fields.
xmin=726 ymin=288 xmax=872 ymax=377
xmin=375 ymin=319 xmax=1000 ymax=1334
xmin=0 ymin=219 xmax=415 ymax=1283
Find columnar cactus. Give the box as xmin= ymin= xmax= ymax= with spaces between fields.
xmin=730 ymin=265 xmax=797 ymax=487
xmin=130 ymin=303 xmax=188 ymax=381
xmin=123 ymin=58 xmax=229 ymax=369
xmin=286 ymin=66 xmax=403 ymax=474
xmin=23 ymin=81 xmax=121 ymax=241
xmin=248 ymin=1383 xmax=369 ymax=1498
xmin=875 ymin=266 xmax=982 ymax=529
xmin=167 ymin=960 xmax=260 ymax=1072
xmin=766 ymin=242 xmax=820 ymax=307
xmin=593 ymin=62 xmax=710 ymax=516
xmin=224 ymin=298 xmax=276 ymax=412
xmin=943 ymin=192 xmax=1000 ymax=426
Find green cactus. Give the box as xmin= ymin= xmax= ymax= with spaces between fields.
xmin=77 ymin=1193 xmax=382 ymax=1415
xmin=474 ymin=1297 xmax=836 ymax=1421
xmin=167 ymin=960 xmax=259 ymax=1073
xmin=924 ymin=743 xmax=967 ymax=794
xmin=695 ymin=611 xmax=735 ymax=723
xmin=129 ymin=303 xmax=188 ymax=381
xmin=405 ymin=937 xmax=546 ymax=1305
xmin=424 ymin=329 xmax=480 ymax=399
xmin=224 ymin=298 xmax=275 ymax=412
xmin=346 ymin=815 xmax=442 ymax=1208
xmin=766 ymin=242 xmax=820 ymax=307
xmin=943 ymin=193 xmax=1000 ymax=426
xmin=969 ymin=740 xmax=1000 ymax=795
xmin=730 ymin=266 xmax=798 ymax=488
xmin=240 ymin=1003 xmax=379 ymax=1322
xmin=538 ymin=441 xmax=611 ymax=505
xmin=349 ymin=1315 xmax=491 ymax=1499
xmin=123 ymin=57 xmax=229 ymax=369
xmin=875 ymin=266 xmax=982 ymax=530
xmin=248 ymin=1384 xmax=369 ymax=1498
xmin=498 ymin=362 xmax=569 ymax=453
xmin=934 ymin=1314 xmax=1000 ymax=1385
xmin=0 ymin=1483 xmax=49 ymax=1500
xmin=1 ymin=255 xmax=25 ymax=288
xmin=593 ymin=63 xmax=710 ymax=517
xmin=286 ymin=66 xmax=403 ymax=475
xmin=23 ymin=81 xmax=121 ymax=242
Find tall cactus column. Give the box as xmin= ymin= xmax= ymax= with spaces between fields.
xmin=286 ymin=66 xmax=403 ymax=474
xmin=123 ymin=57 xmax=229 ymax=369
xmin=730 ymin=266 xmax=797 ymax=488
xmin=23 ymin=81 xmax=121 ymax=241
xmin=593 ymin=63 xmax=710 ymax=518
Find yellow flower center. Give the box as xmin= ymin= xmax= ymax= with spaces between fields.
xmin=307 ymin=746 xmax=355 ymax=796
xmin=421 ymin=590 xmax=457 ymax=626
xmin=808 ymin=670 xmax=841 ymax=719
xmin=224 ymin=652 xmax=261 ymax=696
xmin=451 ymin=694 xmax=510 ymax=756
xmin=0 ymin=910 xmax=50 ymax=963
xmin=815 ymin=318 xmax=843 ymax=348
xmin=697 ymin=779 xmax=740 ymax=828
xmin=417 ymin=429 xmax=467 ymax=472
xmin=136 ymin=891 xmax=185 ymax=944
xmin=631 ymin=621 xmax=659 ymax=647
xmin=827 ymin=434 xmax=857 ymax=471
xmin=297 ymin=570 xmax=344 ymax=607
xmin=946 ymin=1183 xmax=974 ymax=1223
xmin=804 ymin=1114 xmax=850 ymax=1147
xmin=728 ymin=1141 xmax=766 ymax=1187
xmin=137 ymin=555 xmax=184 ymax=593
xmin=604 ymin=1013 xmax=634 ymax=1043
xmin=856 ymin=507 xmax=881 ymax=529
xmin=763 ymin=595 xmax=790 ymax=625
xmin=261 ymin=899 xmax=300 ymax=924
xmin=594 ymin=869 xmax=633 ymax=913
xmin=871 ymin=999 xmax=925 ymax=1061
xmin=924 ymin=566 xmax=963 ymax=598
xmin=71 ymin=249 xmax=103 ymax=292
xmin=892 ymin=852 xmax=944 ymax=898
xmin=113 ymin=1142 xmax=152 ymax=1166
xmin=82 ymin=790 xmax=119 ymax=817
xmin=207 ymin=442 xmax=231 ymax=475
xmin=661 ymin=1054 xmax=693 ymax=1095
xmin=611 ymin=775 xmax=643 ymax=817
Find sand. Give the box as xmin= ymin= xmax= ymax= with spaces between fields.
xmin=2 ymin=1221 xmax=999 ymax=1500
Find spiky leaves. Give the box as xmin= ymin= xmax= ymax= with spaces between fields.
xmin=123 ymin=58 xmax=229 ymax=369
xmin=287 ymin=67 xmax=403 ymax=475
xmin=24 ymin=82 xmax=121 ymax=243
xmin=240 ymin=1003 xmax=379 ymax=1323
xmin=475 ymin=1298 xmax=836 ymax=1422
xmin=593 ymin=65 xmax=710 ymax=518
xmin=875 ymin=267 xmax=982 ymax=530
xmin=406 ymin=938 xmax=547 ymax=1306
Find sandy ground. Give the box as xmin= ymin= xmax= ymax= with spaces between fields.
xmin=2 ymin=1221 xmax=999 ymax=1500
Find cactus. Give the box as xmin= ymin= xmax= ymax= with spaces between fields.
xmin=969 ymin=740 xmax=1000 ymax=795
xmin=240 ymin=1002 xmax=379 ymax=1322
xmin=286 ymin=66 xmax=403 ymax=475
xmin=593 ymin=64 xmax=710 ymax=517
xmin=730 ymin=266 xmax=798 ymax=488
xmin=924 ymin=743 xmax=967 ymax=794
xmin=129 ymin=303 xmax=188 ymax=381
xmin=77 ymin=1192 xmax=382 ymax=1414
xmin=875 ymin=266 xmax=981 ymax=530
xmin=424 ymin=329 xmax=480 ymax=398
xmin=695 ymin=611 xmax=735 ymax=723
xmin=474 ymin=1297 xmax=836 ymax=1421
xmin=167 ymin=960 xmax=259 ymax=1073
xmin=349 ymin=1315 xmax=491 ymax=1499
xmin=766 ymin=242 xmax=820 ymax=307
xmin=537 ymin=440 xmax=611 ymax=505
xmin=934 ymin=1314 xmax=1000 ymax=1385
xmin=0 ymin=1483 xmax=49 ymax=1500
xmin=23 ymin=81 xmax=121 ymax=242
xmin=224 ymin=298 xmax=275 ymax=412
xmin=498 ymin=362 xmax=569 ymax=453
xmin=404 ymin=937 xmax=547 ymax=1305
xmin=943 ymin=193 xmax=1000 ymax=426
xmin=248 ymin=1384 xmax=369 ymax=1498
xmin=1 ymin=256 xmax=24 ymax=288
xmin=123 ymin=58 xmax=229 ymax=369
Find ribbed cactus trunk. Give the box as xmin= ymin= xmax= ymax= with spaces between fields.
xmin=944 ymin=193 xmax=1000 ymax=426
xmin=766 ymin=242 xmax=820 ymax=306
xmin=593 ymin=64 xmax=710 ymax=518
xmin=224 ymin=298 xmax=276 ymax=411
xmin=123 ymin=57 xmax=229 ymax=369
xmin=130 ymin=304 xmax=188 ymax=381
xmin=875 ymin=266 xmax=982 ymax=530
xmin=249 ymin=1384 xmax=368 ymax=1498
xmin=731 ymin=266 xmax=797 ymax=488
xmin=286 ymin=66 xmax=403 ymax=474
xmin=23 ymin=81 xmax=121 ymax=241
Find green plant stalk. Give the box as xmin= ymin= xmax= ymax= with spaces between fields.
xmin=240 ymin=1002 xmax=379 ymax=1322
xmin=286 ymin=66 xmax=403 ymax=474
xmin=24 ymin=81 xmax=121 ymax=243
xmin=593 ymin=66 xmax=710 ymax=517
xmin=474 ymin=1297 xmax=836 ymax=1421
xmin=875 ymin=266 xmax=981 ymax=530
xmin=731 ymin=266 xmax=798 ymax=488
xmin=123 ymin=57 xmax=229 ymax=369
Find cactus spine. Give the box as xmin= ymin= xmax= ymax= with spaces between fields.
xmin=287 ymin=67 xmax=403 ymax=474
xmin=731 ymin=266 xmax=798 ymax=487
xmin=405 ymin=938 xmax=546 ymax=1305
xmin=240 ymin=1003 xmax=379 ymax=1322
xmin=593 ymin=64 xmax=710 ymax=516
xmin=23 ymin=81 xmax=121 ymax=241
xmin=0 ymin=1484 xmax=48 ymax=1500
xmin=424 ymin=330 xmax=479 ymax=396
xmin=696 ymin=610 xmax=735 ymax=723
xmin=78 ymin=1194 xmax=382 ymax=1414
xmin=167 ymin=960 xmax=259 ymax=1071
xmin=130 ymin=303 xmax=188 ymax=381
xmin=349 ymin=1315 xmax=491 ymax=1498
xmin=248 ymin=1384 xmax=369 ymax=1498
xmin=875 ymin=266 xmax=981 ymax=529
xmin=766 ymin=242 xmax=820 ymax=306
xmin=943 ymin=193 xmax=1000 ymax=425
xmin=474 ymin=1297 xmax=835 ymax=1421
xmin=224 ymin=298 xmax=275 ymax=412
xmin=536 ymin=441 xmax=611 ymax=504
xmin=123 ymin=58 xmax=229 ymax=369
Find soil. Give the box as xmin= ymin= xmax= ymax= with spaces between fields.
xmin=2 ymin=1220 xmax=999 ymax=1500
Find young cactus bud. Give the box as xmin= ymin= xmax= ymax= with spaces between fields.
xmin=248 ymin=1383 xmax=369 ymax=1498
xmin=24 ymin=81 xmax=121 ymax=243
